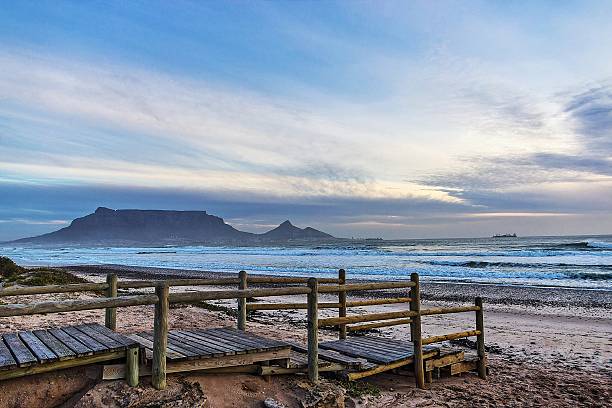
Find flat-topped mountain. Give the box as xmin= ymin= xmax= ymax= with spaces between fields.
xmin=10 ymin=207 xmax=334 ymax=246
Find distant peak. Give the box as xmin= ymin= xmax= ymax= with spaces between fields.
xmin=280 ymin=220 xmax=294 ymax=227
xmin=95 ymin=207 xmax=114 ymax=214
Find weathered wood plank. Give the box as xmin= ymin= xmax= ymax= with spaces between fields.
xmin=2 ymin=333 xmax=37 ymax=367
xmin=319 ymin=340 xmax=400 ymax=364
xmin=61 ymin=326 xmax=107 ymax=353
xmin=48 ymin=328 xmax=93 ymax=356
xmin=287 ymin=342 xmax=366 ymax=368
xmin=318 ymin=310 xmax=417 ymax=327
xmin=166 ymin=333 xmax=221 ymax=357
xmin=205 ymin=329 xmax=270 ymax=352
xmin=0 ymin=294 xmax=158 ymax=317
xmin=138 ymin=332 xmax=198 ymax=360
xmin=86 ymin=324 xmax=139 ymax=348
xmin=425 ymin=351 xmax=465 ymax=372
xmin=0 ymin=351 xmax=126 ymax=381
xmin=102 ymin=349 xmax=290 ymax=379
xmin=175 ymin=330 xmax=245 ymax=354
xmin=18 ymin=331 xmax=58 ymax=363
xmin=127 ymin=334 xmax=183 ymax=361
xmin=214 ymin=327 xmax=289 ymax=348
xmin=0 ymin=338 xmax=17 ymax=370
xmin=74 ymin=325 xmax=125 ymax=351
xmin=33 ymin=330 xmax=76 ymax=361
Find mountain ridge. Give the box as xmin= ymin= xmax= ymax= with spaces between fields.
xmin=9 ymin=207 xmax=334 ymax=246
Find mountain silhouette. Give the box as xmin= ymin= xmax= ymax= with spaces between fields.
xmin=10 ymin=207 xmax=334 ymax=245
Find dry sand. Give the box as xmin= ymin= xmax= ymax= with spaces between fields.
xmin=0 ymin=265 xmax=610 ymax=407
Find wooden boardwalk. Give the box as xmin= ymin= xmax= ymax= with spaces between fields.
xmin=0 ymin=324 xmax=141 ymax=381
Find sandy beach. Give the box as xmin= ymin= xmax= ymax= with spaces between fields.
xmin=0 ymin=265 xmax=610 ymax=407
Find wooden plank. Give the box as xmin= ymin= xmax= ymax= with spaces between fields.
xmin=18 ymin=331 xmax=58 ymax=363
xmin=0 ymin=350 xmax=125 ymax=381
xmin=205 ymin=329 xmax=271 ymax=352
xmin=449 ymin=359 xmax=479 ymax=376
xmin=422 ymin=330 xmax=480 ymax=345
xmin=318 ymin=310 xmax=417 ymax=327
xmin=86 ymin=324 xmax=140 ymax=348
xmin=102 ymin=349 xmax=290 ymax=379
xmin=188 ymin=329 xmax=257 ymax=352
xmin=318 ymin=281 xmax=415 ymax=293
xmin=48 ymin=328 xmax=93 ymax=356
xmin=102 ymin=363 xmax=260 ymax=380
xmin=347 ymin=337 xmax=413 ymax=354
xmin=421 ymin=305 xmax=480 ymax=316
xmin=0 ymin=294 xmax=158 ymax=317
xmin=169 ymin=287 xmax=312 ymax=304
xmin=74 ymin=325 xmax=125 ymax=351
xmin=326 ymin=338 xmax=410 ymax=359
xmin=138 ymin=332 xmax=199 ymax=360
xmin=175 ymin=330 xmax=245 ymax=354
xmin=425 ymin=351 xmax=465 ymax=372
xmin=0 ymin=338 xmax=17 ymax=370
xmin=33 ymin=330 xmax=76 ymax=361
xmin=259 ymin=363 xmax=344 ymax=376
xmin=0 ymin=282 xmax=108 ymax=297
xmin=127 ymin=334 xmax=183 ymax=361
xmin=347 ymin=349 xmax=439 ymax=381
xmin=166 ymin=332 xmax=221 ymax=357
xmin=347 ymin=318 xmax=412 ymax=332
xmin=2 ymin=333 xmax=37 ymax=367
xmin=319 ymin=340 xmax=399 ymax=364
xmin=287 ymin=342 xmax=366 ymax=368
xmin=214 ymin=327 xmax=289 ymax=349
xmin=207 ymin=328 xmax=286 ymax=352
xmin=61 ymin=326 xmax=108 ymax=353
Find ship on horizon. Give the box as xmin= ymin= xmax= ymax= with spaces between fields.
xmin=492 ymin=233 xmax=518 ymax=238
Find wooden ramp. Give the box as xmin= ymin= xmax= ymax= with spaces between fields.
xmin=0 ymin=323 xmax=141 ymax=381
xmin=104 ymin=327 xmax=292 ymax=379
xmin=319 ymin=336 xmax=485 ymax=380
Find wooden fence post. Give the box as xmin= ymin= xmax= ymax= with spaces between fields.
xmin=152 ymin=283 xmax=169 ymax=390
xmin=475 ymin=297 xmax=487 ymax=379
xmin=338 ymin=269 xmax=347 ymax=340
xmin=126 ymin=347 xmax=139 ymax=387
xmin=409 ymin=273 xmax=425 ymax=389
xmin=238 ymin=270 xmax=247 ymax=331
xmin=105 ymin=273 xmax=118 ymax=330
xmin=307 ymin=278 xmax=319 ymax=383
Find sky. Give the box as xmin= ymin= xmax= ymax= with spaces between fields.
xmin=1 ymin=0 xmax=611 ymax=241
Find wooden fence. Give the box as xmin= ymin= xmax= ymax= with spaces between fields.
xmin=0 ymin=269 xmax=486 ymax=390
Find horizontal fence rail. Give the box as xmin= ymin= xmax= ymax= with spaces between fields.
xmin=246 ymin=297 xmax=413 ymax=311
xmin=318 ymin=281 xmax=415 ymax=293
xmin=318 ymin=310 xmax=418 ymax=327
xmin=168 ymin=286 xmax=312 ymax=303
xmin=0 ymin=282 xmax=109 ymax=297
xmin=0 ymin=294 xmax=159 ymax=317
xmin=422 ymin=329 xmax=481 ymax=345
xmin=420 ymin=305 xmax=481 ymax=316
xmin=346 ymin=318 xmax=412 ymax=332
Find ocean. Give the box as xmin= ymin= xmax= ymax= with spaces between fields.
xmin=2 ymin=235 xmax=611 ymax=290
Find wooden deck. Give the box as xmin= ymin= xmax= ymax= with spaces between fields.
xmin=0 ymin=323 xmax=141 ymax=381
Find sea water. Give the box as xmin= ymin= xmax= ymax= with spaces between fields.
xmin=2 ymin=235 xmax=611 ymax=290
